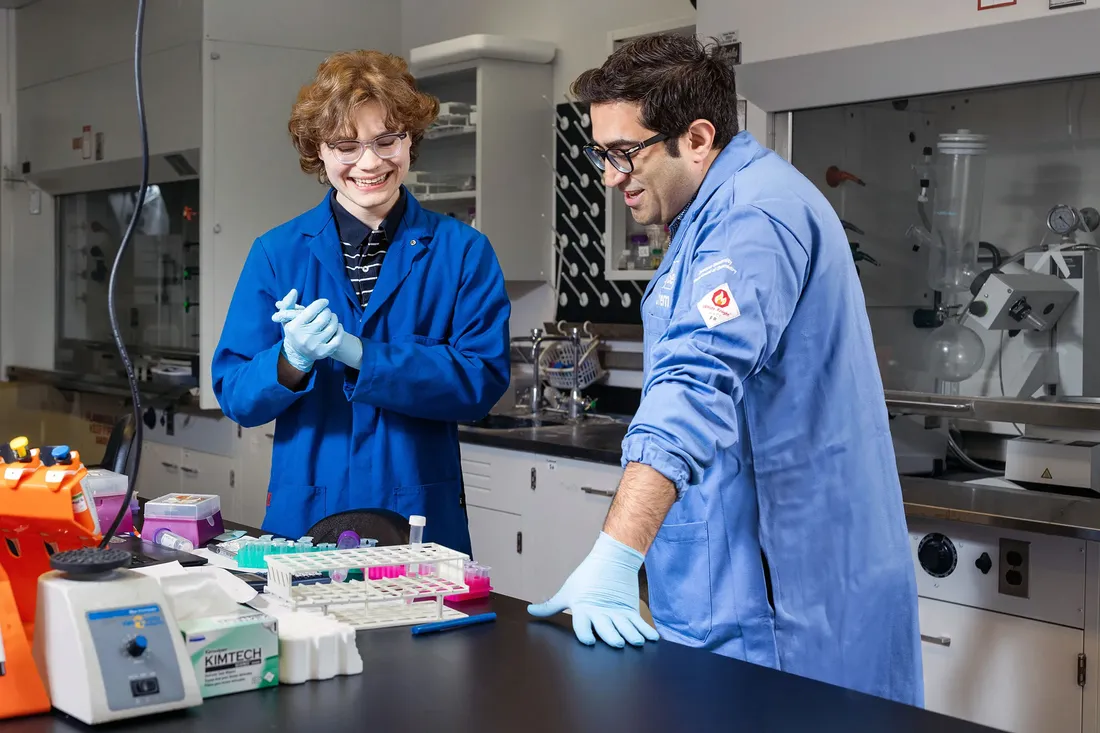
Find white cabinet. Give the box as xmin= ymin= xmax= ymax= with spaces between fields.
xmin=524 ymin=457 xmax=619 ymax=604
xmin=461 ymin=444 xmax=536 ymax=515
xmin=459 ymin=442 xmax=620 ymax=604
xmin=180 ymin=448 xmax=237 ymax=514
xmin=919 ymin=597 xmax=1083 ymax=733
xmin=410 ymin=38 xmax=553 ymax=283
xmin=236 ymin=423 xmax=275 ymax=529
xmin=135 ymin=441 xmax=182 ymax=498
xmin=466 ymin=506 xmax=524 ymax=600
xmin=908 ymin=518 xmax=1090 ymax=733
xmin=133 ymin=439 xmax=244 ymax=524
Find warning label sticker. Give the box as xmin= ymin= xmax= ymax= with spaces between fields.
xmin=696 ymin=283 xmax=740 ymax=328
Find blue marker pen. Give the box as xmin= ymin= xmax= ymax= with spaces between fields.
xmin=410 ymin=613 xmax=496 ymax=636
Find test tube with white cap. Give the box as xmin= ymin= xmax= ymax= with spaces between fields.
xmin=409 ymin=515 xmax=426 ymax=577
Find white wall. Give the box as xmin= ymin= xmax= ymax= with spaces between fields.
xmin=402 ymin=0 xmax=694 ymax=100
xmin=698 ymin=0 xmax=1094 ymax=65
xmin=401 ymin=0 xmax=694 ymax=336
xmin=0 ymin=8 xmax=53 ymax=375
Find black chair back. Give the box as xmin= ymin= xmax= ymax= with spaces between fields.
xmin=304 ymin=508 xmax=410 ymax=546
xmin=92 ymin=414 xmax=135 ymax=476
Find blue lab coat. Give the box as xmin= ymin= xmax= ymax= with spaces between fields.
xmin=211 ymin=190 xmax=511 ymax=554
xmin=626 ymin=132 xmax=923 ymax=706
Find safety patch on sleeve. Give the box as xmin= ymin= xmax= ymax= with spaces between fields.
xmin=697 ymin=284 xmax=740 ymax=328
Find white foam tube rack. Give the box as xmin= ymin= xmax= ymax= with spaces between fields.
xmin=262 ymin=543 xmax=472 ymax=631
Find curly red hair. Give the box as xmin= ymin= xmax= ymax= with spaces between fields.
xmin=289 ymin=50 xmax=439 ymax=183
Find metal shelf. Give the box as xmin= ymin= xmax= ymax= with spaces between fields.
xmin=419 ymin=190 xmax=478 ymax=202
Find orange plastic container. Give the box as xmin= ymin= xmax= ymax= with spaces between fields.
xmin=0 ymin=561 xmax=51 ymax=719
xmin=0 ymin=439 xmax=101 ymax=719
xmin=0 ymin=440 xmax=100 ymax=647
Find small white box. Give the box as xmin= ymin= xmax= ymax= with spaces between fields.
xmin=1004 ymin=436 xmax=1100 ymax=490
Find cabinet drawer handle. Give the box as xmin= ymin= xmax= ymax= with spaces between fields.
xmin=264 ymin=433 xmax=274 ymax=439
xmin=580 ymin=486 xmax=615 ymax=498
xmin=180 ymin=466 xmax=198 ymax=475
xmin=921 ymin=634 xmax=951 ymax=647
xmin=161 ymin=462 xmax=178 ymax=471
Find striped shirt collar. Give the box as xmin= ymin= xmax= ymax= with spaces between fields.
xmin=330 ymin=186 xmax=407 ymax=246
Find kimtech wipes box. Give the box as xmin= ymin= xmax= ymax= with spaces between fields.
xmin=179 ymin=609 xmax=279 ymax=697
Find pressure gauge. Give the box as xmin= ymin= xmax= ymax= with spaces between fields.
xmin=1047 ymin=204 xmax=1081 ymax=236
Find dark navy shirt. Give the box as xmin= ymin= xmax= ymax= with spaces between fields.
xmin=330 ymin=187 xmax=407 ymax=309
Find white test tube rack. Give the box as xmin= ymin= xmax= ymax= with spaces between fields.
xmin=262 ymin=543 xmax=472 ymax=630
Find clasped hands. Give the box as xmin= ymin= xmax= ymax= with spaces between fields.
xmin=272 ymin=289 xmax=362 ymax=372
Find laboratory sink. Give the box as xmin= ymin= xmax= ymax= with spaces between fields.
xmin=464 ymin=414 xmax=567 ymax=430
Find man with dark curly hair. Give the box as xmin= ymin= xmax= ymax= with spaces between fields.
xmin=211 ymin=50 xmax=510 ymax=553
xmin=528 ymin=34 xmax=922 ymax=708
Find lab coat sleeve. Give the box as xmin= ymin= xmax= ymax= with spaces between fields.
xmin=211 ymin=238 xmax=317 ymax=427
xmin=621 ymin=202 xmax=811 ymax=494
xmin=344 ymin=234 xmax=511 ymax=422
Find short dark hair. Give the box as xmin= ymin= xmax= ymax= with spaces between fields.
xmin=571 ymin=34 xmax=739 ymax=156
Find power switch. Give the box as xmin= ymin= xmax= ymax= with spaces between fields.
xmin=129 ymin=677 xmax=159 ymax=697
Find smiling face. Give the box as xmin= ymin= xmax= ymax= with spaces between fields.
xmin=319 ymin=100 xmax=410 ymax=227
xmin=590 ymin=101 xmax=702 ymax=228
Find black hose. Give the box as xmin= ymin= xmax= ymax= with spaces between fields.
xmin=978 ymin=241 xmax=1002 ymax=268
xmin=99 ymin=0 xmax=148 ymax=548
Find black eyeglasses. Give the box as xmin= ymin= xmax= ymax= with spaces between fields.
xmin=583 ymin=133 xmax=668 ymax=174
xmin=327 ymin=132 xmax=409 ymax=164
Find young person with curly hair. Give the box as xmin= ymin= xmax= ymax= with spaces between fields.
xmin=212 ymin=51 xmax=510 ymax=553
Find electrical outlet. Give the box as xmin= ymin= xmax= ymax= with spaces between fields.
xmin=998 ymin=537 xmax=1030 ymax=599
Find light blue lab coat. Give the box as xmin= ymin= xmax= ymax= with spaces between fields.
xmin=626 ymin=132 xmax=923 ymax=706
xmin=211 ymin=190 xmax=511 ymax=554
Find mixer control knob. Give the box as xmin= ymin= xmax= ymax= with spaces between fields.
xmin=126 ymin=635 xmax=148 ymax=657
xmin=917 ymin=533 xmax=958 ymax=578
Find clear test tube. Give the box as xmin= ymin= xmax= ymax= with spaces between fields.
xmin=408 ymin=515 xmax=426 ymax=577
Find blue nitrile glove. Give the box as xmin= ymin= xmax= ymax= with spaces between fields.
xmin=272 ymin=293 xmax=362 ymax=370
xmin=527 ymin=532 xmax=659 ymax=648
xmin=271 ymin=290 xmax=340 ymax=372
xmin=330 ymin=323 xmax=363 ymax=370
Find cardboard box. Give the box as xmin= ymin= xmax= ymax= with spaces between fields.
xmin=178 ymin=609 xmax=279 ymax=697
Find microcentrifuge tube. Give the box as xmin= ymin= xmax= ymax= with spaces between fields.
xmin=154 ymin=529 xmax=193 ymax=552
xmin=330 ymin=530 xmax=360 ymax=583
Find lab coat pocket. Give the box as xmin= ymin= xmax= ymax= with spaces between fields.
xmin=391 ymin=479 xmax=469 ymax=553
xmin=263 ymin=485 xmax=326 ymax=537
xmin=645 ymin=521 xmax=712 ymax=644
xmin=642 ymin=315 xmax=671 ymax=376
xmin=405 ymin=334 xmax=445 ymax=347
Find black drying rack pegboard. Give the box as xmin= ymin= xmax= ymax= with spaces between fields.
xmin=551 ymin=99 xmax=644 ymax=325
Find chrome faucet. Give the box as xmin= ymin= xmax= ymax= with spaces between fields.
xmin=511 ymin=327 xmax=591 ymax=418
xmin=565 ymin=327 xmax=587 ymax=421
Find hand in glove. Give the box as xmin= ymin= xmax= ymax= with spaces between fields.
xmin=527 ymin=532 xmax=659 ymax=648
xmin=273 ymin=290 xmax=362 ymax=370
xmin=272 ymin=290 xmax=339 ymax=372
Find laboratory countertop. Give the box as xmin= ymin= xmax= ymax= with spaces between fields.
xmin=5 ymin=366 xmax=206 ymax=413
xmin=18 ymin=594 xmax=1000 ymax=733
xmin=458 ymin=420 xmax=1100 ymax=542
xmin=458 ymin=419 xmax=626 ymax=464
